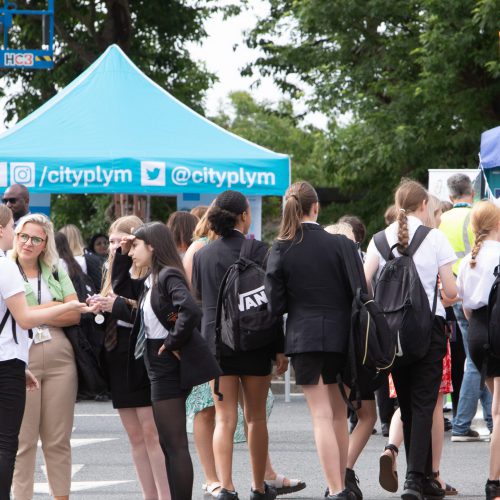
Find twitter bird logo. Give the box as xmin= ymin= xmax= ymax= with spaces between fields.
xmin=141 ymin=161 xmax=166 ymax=186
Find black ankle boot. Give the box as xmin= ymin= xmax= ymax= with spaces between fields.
xmin=486 ymin=479 xmax=500 ymax=500
xmin=401 ymin=474 xmax=424 ymax=500
xmin=217 ymin=488 xmax=239 ymax=500
xmin=250 ymin=484 xmax=277 ymax=500
xmin=345 ymin=468 xmax=363 ymax=500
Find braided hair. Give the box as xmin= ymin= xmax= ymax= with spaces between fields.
xmin=469 ymin=200 xmax=500 ymax=268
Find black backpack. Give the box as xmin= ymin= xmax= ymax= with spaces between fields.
xmin=215 ymin=239 xmax=279 ymax=353
xmin=373 ymin=226 xmax=438 ymax=367
xmin=339 ymin=236 xmax=395 ymax=409
xmin=487 ymin=258 xmax=500 ymax=359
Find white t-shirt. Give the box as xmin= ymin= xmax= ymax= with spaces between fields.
xmin=0 ymin=251 xmax=30 ymax=364
xmin=366 ymin=215 xmax=457 ymax=318
xmin=457 ymin=240 xmax=500 ymax=310
xmin=142 ymin=277 xmax=169 ymax=340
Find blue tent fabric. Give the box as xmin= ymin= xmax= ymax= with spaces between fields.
xmin=0 ymin=45 xmax=290 ymax=195
xmin=480 ymin=126 xmax=500 ymax=170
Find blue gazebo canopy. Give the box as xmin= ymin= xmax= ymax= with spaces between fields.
xmin=0 ymin=45 xmax=290 ymax=196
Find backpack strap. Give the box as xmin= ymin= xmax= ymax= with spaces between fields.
xmin=405 ymin=225 xmax=432 ymax=257
xmin=373 ymin=231 xmax=393 ymax=261
xmin=0 ymin=309 xmax=10 ymax=336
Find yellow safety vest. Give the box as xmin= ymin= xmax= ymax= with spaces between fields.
xmin=439 ymin=206 xmax=475 ymax=275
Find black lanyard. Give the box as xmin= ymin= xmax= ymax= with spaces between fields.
xmin=17 ymin=259 xmax=42 ymax=305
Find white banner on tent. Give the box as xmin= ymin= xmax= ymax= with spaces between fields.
xmin=428 ymin=169 xmax=480 ymax=201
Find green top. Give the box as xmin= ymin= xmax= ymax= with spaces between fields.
xmin=21 ymin=260 xmax=76 ymax=306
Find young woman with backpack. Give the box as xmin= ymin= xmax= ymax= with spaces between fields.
xmin=0 ymin=206 xmax=88 ymax=499
xmin=265 ymin=181 xmax=364 ymax=500
xmin=111 ymin=222 xmax=220 ymax=500
xmin=364 ymin=180 xmax=457 ymax=500
xmin=192 ymin=190 xmax=288 ymax=500
xmin=456 ymin=200 xmax=500 ymax=500
xmin=87 ymin=215 xmax=171 ymax=500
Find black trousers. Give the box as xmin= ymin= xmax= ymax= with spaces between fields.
xmin=0 ymin=359 xmax=26 ymax=500
xmin=446 ymin=306 xmax=466 ymax=416
xmin=391 ymin=318 xmax=446 ymax=477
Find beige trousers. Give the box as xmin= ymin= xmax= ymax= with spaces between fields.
xmin=13 ymin=327 xmax=78 ymax=500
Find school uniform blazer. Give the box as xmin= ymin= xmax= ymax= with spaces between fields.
xmin=265 ymin=223 xmax=356 ymax=356
xmin=111 ymin=250 xmax=221 ymax=390
xmin=192 ymin=229 xmax=284 ymax=355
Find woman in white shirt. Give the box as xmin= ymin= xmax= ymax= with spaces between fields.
xmin=0 ymin=205 xmax=88 ymax=499
xmin=456 ymin=200 xmax=500 ymax=500
xmin=364 ymin=180 xmax=457 ymax=500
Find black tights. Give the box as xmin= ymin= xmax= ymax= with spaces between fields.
xmin=152 ymin=396 xmax=193 ymax=500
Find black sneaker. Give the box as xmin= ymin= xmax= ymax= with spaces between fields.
xmin=345 ymin=468 xmax=363 ymax=500
xmin=401 ymin=476 xmax=424 ymax=500
xmin=217 ymin=488 xmax=239 ymax=500
xmin=326 ymin=489 xmax=357 ymax=499
xmin=422 ymin=476 xmax=445 ymax=500
xmin=486 ymin=479 xmax=500 ymax=500
xmin=250 ymin=484 xmax=277 ymax=500
xmin=450 ymin=429 xmax=481 ymax=442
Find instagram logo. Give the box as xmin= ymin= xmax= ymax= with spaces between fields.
xmin=10 ymin=162 xmax=35 ymax=187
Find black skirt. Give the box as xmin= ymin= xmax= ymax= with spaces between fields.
xmin=469 ymin=307 xmax=500 ymax=378
xmin=144 ymin=339 xmax=191 ymax=402
xmin=291 ymin=352 xmax=346 ymax=385
xmin=104 ymin=325 xmax=152 ymax=409
xmin=219 ymin=344 xmax=274 ymax=377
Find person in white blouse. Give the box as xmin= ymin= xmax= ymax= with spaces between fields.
xmin=364 ymin=180 xmax=457 ymax=500
xmin=456 ymin=200 xmax=500 ymax=500
xmin=0 ymin=205 xmax=89 ymax=499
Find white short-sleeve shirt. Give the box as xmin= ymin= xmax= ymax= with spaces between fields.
xmin=457 ymin=240 xmax=500 ymax=310
xmin=366 ymin=215 xmax=457 ymax=318
xmin=0 ymin=251 xmax=30 ymax=364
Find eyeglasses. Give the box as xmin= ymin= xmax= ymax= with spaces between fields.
xmin=18 ymin=233 xmax=46 ymax=246
xmin=2 ymin=197 xmax=17 ymax=204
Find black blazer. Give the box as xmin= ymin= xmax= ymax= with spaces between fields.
xmin=192 ymin=230 xmax=284 ymax=355
xmin=111 ymin=250 xmax=221 ymax=390
xmin=265 ymin=223 xmax=358 ymax=356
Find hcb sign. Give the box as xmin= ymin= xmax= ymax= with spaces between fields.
xmin=4 ymin=52 xmax=34 ymax=67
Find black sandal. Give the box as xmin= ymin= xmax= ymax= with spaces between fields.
xmin=379 ymin=444 xmax=398 ymax=493
xmin=486 ymin=479 xmax=500 ymax=500
xmin=431 ymin=471 xmax=458 ymax=496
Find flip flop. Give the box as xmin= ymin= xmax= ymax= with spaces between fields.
xmin=202 ymin=482 xmax=222 ymax=497
xmin=379 ymin=444 xmax=398 ymax=493
xmin=264 ymin=474 xmax=306 ymax=495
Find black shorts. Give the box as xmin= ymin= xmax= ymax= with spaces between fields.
xmin=291 ymin=352 xmax=346 ymax=385
xmin=144 ymin=339 xmax=190 ymax=402
xmin=469 ymin=308 xmax=500 ymax=379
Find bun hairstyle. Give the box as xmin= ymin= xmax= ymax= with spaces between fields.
xmin=0 ymin=205 xmax=12 ymax=227
xmin=208 ymin=190 xmax=248 ymax=237
xmin=469 ymin=200 xmax=500 ymax=268
xmin=394 ymin=179 xmax=428 ymax=253
xmin=278 ymin=181 xmax=319 ymax=241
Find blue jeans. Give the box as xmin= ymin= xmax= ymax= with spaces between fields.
xmin=452 ymin=304 xmax=493 ymax=434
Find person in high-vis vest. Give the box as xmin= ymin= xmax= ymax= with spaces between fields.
xmin=439 ymin=173 xmax=493 ymax=441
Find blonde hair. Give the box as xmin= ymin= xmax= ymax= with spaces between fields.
xmin=0 ymin=205 xmax=12 ymax=227
xmin=324 ymin=222 xmax=355 ymax=242
xmin=101 ymin=215 xmax=144 ymax=297
xmin=11 ymin=213 xmax=59 ymax=269
xmin=193 ymin=200 xmax=217 ymax=241
xmin=278 ymin=181 xmax=319 ymax=241
xmin=469 ymin=200 xmax=500 ymax=268
xmin=395 ymin=179 xmax=429 ymax=253
xmin=426 ymin=194 xmax=442 ymax=229
xmin=59 ymin=224 xmax=86 ymax=256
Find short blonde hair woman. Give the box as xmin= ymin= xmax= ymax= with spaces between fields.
xmin=11 ymin=213 xmax=82 ymax=500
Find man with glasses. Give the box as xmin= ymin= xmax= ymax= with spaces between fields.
xmin=2 ymin=184 xmax=30 ymax=227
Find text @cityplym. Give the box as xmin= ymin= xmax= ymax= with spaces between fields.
xmin=39 ymin=165 xmax=132 ymax=188
xmin=171 ymin=166 xmax=276 ymax=189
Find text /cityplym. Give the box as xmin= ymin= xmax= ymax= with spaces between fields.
xmin=39 ymin=166 xmax=132 ymax=187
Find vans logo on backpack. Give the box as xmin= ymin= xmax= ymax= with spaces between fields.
xmin=238 ymin=286 xmax=268 ymax=312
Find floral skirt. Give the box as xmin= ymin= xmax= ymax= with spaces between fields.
xmin=389 ymin=340 xmax=453 ymax=397
xmin=186 ymin=382 xmax=274 ymax=443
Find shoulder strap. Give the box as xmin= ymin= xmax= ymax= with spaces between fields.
xmin=373 ymin=230 xmax=393 ymax=261
xmin=0 ymin=310 xmax=10 ymax=335
xmin=406 ymin=225 xmax=432 ymax=257
xmin=340 ymin=237 xmax=368 ymax=296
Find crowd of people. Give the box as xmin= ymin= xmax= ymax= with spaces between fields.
xmin=0 ymin=175 xmax=498 ymax=500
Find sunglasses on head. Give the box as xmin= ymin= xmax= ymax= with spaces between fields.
xmin=18 ymin=233 xmax=45 ymax=247
xmin=2 ymin=197 xmax=17 ymax=204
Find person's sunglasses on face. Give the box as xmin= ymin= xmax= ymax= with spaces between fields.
xmin=2 ymin=197 xmax=17 ymax=204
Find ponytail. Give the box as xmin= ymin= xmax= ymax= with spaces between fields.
xmin=469 ymin=233 xmax=486 ymax=269
xmin=396 ymin=209 xmax=410 ymax=253
xmin=469 ymin=200 xmax=500 ymax=268
xmin=278 ymin=181 xmax=318 ymax=241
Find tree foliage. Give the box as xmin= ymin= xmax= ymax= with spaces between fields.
xmin=246 ymin=0 xmax=500 ymax=233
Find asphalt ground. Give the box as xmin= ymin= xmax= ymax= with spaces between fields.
xmin=30 ymin=395 xmax=490 ymax=500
